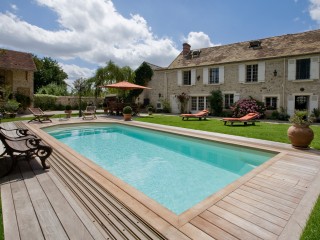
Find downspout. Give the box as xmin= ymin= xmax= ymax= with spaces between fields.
xmin=282 ymin=57 xmax=286 ymax=112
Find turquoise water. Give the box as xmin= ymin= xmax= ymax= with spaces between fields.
xmin=45 ymin=124 xmax=275 ymax=215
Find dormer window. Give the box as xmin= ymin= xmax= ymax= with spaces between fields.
xmin=249 ymin=40 xmax=262 ymax=49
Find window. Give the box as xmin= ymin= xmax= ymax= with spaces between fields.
xmin=296 ymin=59 xmax=310 ymax=80
xmin=191 ymin=97 xmax=197 ymax=111
xmin=209 ymin=68 xmax=219 ymax=84
xmin=224 ymin=94 xmax=234 ymax=108
xmin=183 ymin=70 xmax=191 ymax=85
xmin=246 ymin=64 xmax=258 ymax=82
xmin=198 ymin=97 xmax=204 ymax=110
xmin=265 ymin=97 xmax=277 ymax=110
xmin=191 ymin=96 xmax=209 ymax=111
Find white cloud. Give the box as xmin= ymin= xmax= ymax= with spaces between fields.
xmin=309 ymin=0 xmax=320 ymax=23
xmin=10 ymin=4 xmax=18 ymax=11
xmin=0 ymin=0 xmax=180 ymax=82
xmin=182 ymin=32 xmax=219 ymax=49
xmin=59 ymin=63 xmax=95 ymax=87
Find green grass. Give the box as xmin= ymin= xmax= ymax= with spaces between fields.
xmin=300 ymin=195 xmax=320 ymax=240
xmin=136 ymin=115 xmax=320 ymax=150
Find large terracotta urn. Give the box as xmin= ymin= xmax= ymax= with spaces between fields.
xmin=123 ymin=114 xmax=132 ymax=121
xmin=287 ymin=124 xmax=314 ymax=149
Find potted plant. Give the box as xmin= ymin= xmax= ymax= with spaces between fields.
xmin=287 ymin=110 xmax=314 ymax=149
xmin=123 ymin=106 xmax=132 ymax=121
xmin=147 ymin=105 xmax=153 ymax=115
xmin=65 ymin=105 xmax=72 ymax=118
xmin=4 ymin=99 xmax=20 ymax=118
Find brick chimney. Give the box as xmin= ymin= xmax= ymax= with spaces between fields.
xmin=182 ymin=43 xmax=191 ymax=56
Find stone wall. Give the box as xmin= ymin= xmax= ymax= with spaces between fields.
xmin=55 ymin=96 xmax=105 ymax=107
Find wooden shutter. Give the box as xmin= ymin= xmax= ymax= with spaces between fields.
xmin=287 ymin=95 xmax=295 ymax=116
xmin=177 ymin=70 xmax=182 ymax=86
xmin=239 ymin=64 xmax=245 ymax=83
xmin=258 ymin=62 xmax=265 ymax=82
xmin=191 ymin=69 xmax=196 ymax=85
xmin=288 ymin=59 xmax=296 ymax=81
xmin=203 ymin=68 xmax=208 ymax=85
xmin=219 ymin=66 xmax=224 ymax=84
xmin=310 ymin=95 xmax=319 ymax=112
xmin=234 ymin=93 xmax=240 ymax=102
xmin=310 ymin=56 xmax=319 ymax=80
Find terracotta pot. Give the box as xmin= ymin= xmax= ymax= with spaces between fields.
xmin=287 ymin=124 xmax=314 ymax=149
xmin=64 ymin=110 xmax=72 ymax=118
xmin=123 ymin=114 xmax=132 ymax=121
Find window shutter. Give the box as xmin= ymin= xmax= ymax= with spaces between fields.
xmin=234 ymin=93 xmax=240 ymax=102
xmin=287 ymin=95 xmax=295 ymax=116
xmin=177 ymin=70 xmax=182 ymax=86
xmin=191 ymin=69 xmax=196 ymax=85
xmin=310 ymin=95 xmax=319 ymax=112
xmin=203 ymin=68 xmax=208 ymax=85
xmin=239 ymin=64 xmax=245 ymax=83
xmin=258 ymin=62 xmax=265 ymax=82
xmin=310 ymin=56 xmax=319 ymax=80
xmin=219 ymin=66 xmax=224 ymax=84
xmin=288 ymin=59 xmax=296 ymax=81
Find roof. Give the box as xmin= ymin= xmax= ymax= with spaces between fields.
xmin=0 ymin=49 xmax=37 ymax=71
xmin=144 ymin=61 xmax=163 ymax=70
xmin=168 ymin=29 xmax=320 ymax=69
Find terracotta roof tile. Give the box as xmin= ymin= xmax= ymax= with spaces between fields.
xmin=168 ymin=29 xmax=320 ymax=69
xmin=0 ymin=49 xmax=37 ymax=71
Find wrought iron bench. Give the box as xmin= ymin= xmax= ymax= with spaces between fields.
xmin=0 ymin=127 xmax=52 ymax=177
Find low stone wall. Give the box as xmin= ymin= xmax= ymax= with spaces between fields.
xmin=56 ymin=96 xmax=104 ymax=107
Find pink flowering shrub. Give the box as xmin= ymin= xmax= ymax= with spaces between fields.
xmin=231 ymin=97 xmax=266 ymax=118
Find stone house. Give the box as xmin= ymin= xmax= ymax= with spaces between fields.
xmin=146 ymin=29 xmax=320 ymax=116
xmin=0 ymin=49 xmax=36 ymax=105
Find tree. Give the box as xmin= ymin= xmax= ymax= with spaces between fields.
xmin=37 ymin=82 xmax=68 ymax=96
xmin=128 ymin=62 xmax=153 ymax=101
xmin=33 ymin=56 xmax=68 ymax=93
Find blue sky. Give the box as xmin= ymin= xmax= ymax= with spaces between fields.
xmin=0 ymin=0 xmax=319 ymax=85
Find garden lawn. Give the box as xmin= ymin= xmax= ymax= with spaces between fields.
xmin=300 ymin=195 xmax=320 ymax=239
xmin=136 ymin=115 xmax=320 ymax=150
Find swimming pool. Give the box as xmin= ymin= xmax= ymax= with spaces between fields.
xmin=45 ymin=123 xmax=276 ymax=215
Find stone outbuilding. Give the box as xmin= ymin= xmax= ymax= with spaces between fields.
xmin=0 ymin=49 xmax=36 ymax=106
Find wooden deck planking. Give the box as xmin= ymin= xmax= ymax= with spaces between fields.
xmin=208 ymin=205 xmax=278 ymax=239
xmin=222 ymin=195 xmax=288 ymax=227
xmin=216 ymin=200 xmax=283 ymax=235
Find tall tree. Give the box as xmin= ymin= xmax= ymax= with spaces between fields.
xmin=128 ymin=62 xmax=153 ymax=101
xmin=33 ymin=56 xmax=68 ymax=93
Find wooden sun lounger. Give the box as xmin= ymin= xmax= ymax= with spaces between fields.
xmin=221 ymin=112 xmax=259 ymax=126
xmin=180 ymin=110 xmax=209 ymax=120
xmin=0 ymin=127 xmax=52 ymax=177
xmin=82 ymin=106 xmax=97 ymax=120
xmin=28 ymin=107 xmax=54 ymax=123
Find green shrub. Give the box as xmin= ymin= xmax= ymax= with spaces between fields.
xmin=209 ymin=90 xmax=223 ymax=116
xmin=4 ymin=99 xmax=20 ymax=112
xmin=34 ymin=94 xmax=57 ymax=110
xmin=123 ymin=106 xmax=132 ymax=114
xmin=15 ymin=93 xmax=31 ymax=110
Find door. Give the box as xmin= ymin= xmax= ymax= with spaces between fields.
xmin=295 ymin=96 xmax=309 ymax=111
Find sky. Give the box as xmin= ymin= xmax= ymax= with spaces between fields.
xmin=0 ymin=0 xmax=320 ymax=86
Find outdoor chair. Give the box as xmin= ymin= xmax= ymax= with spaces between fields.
xmin=28 ymin=107 xmax=54 ymax=123
xmin=0 ymin=129 xmax=52 ymax=177
xmin=82 ymin=106 xmax=97 ymax=120
xmin=221 ymin=112 xmax=259 ymax=126
xmin=180 ymin=110 xmax=209 ymax=120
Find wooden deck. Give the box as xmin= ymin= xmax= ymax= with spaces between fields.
xmin=1 ymin=119 xmax=320 ymax=240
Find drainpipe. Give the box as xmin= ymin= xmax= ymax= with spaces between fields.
xmin=282 ymin=58 xmax=286 ymax=112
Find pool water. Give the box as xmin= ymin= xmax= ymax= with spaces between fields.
xmin=45 ymin=124 xmax=275 ymax=215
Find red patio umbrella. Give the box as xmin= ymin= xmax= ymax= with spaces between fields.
xmin=99 ymin=81 xmax=151 ymax=90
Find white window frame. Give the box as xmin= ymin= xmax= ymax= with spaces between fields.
xmin=209 ymin=67 xmax=219 ymax=84
xmin=188 ymin=94 xmax=210 ymax=113
xmin=263 ymin=94 xmax=280 ymax=111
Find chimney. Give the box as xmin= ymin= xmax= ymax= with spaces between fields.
xmin=182 ymin=43 xmax=191 ymax=56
